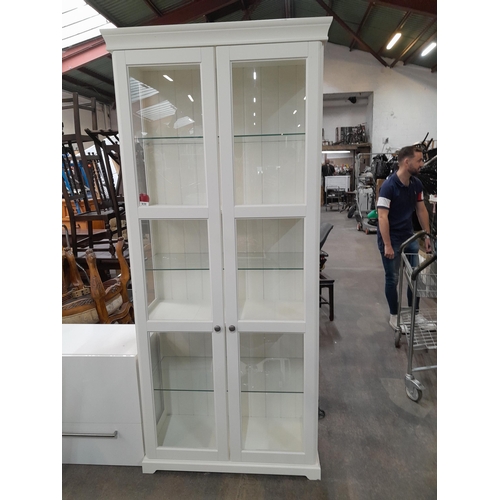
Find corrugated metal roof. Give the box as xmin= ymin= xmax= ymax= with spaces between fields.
xmin=84 ymin=0 xmax=156 ymax=27
xmin=62 ymin=0 xmax=437 ymax=104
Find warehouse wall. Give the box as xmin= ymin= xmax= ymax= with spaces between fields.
xmin=323 ymin=42 xmax=437 ymax=152
xmin=323 ymin=104 xmax=368 ymax=144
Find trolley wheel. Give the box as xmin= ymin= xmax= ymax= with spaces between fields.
xmin=405 ymin=385 xmax=422 ymax=403
xmin=365 ymin=228 xmax=370 ymax=235
xmin=394 ymin=330 xmax=401 ymax=348
xmin=347 ymin=205 xmax=356 ymax=218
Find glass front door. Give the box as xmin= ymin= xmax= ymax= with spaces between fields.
xmin=217 ymin=44 xmax=313 ymax=462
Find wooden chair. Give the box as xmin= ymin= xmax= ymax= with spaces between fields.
xmin=62 ymin=139 xmax=126 ymax=257
xmin=86 ymin=238 xmax=134 ymax=324
xmin=84 ymin=128 xmax=124 ymax=203
xmin=62 ymin=237 xmax=133 ymax=324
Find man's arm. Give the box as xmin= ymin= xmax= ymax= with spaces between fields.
xmin=377 ymin=208 xmax=394 ymax=259
xmin=416 ymin=201 xmax=432 ymax=252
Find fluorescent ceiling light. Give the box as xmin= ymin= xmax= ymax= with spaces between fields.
xmin=136 ymin=100 xmax=177 ymax=121
xmin=421 ymin=42 xmax=437 ymax=56
xmin=129 ymin=77 xmax=159 ymax=103
xmin=322 ymin=150 xmax=350 ymax=154
xmin=386 ymin=33 xmax=401 ymax=50
xmin=173 ymin=116 xmax=195 ymax=129
xmin=188 ymin=94 xmax=194 ymax=102
xmin=253 ymin=71 xmax=257 ymax=80
xmin=293 ymin=110 xmax=297 ymax=115
xmin=163 ymin=74 xmax=173 ymax=81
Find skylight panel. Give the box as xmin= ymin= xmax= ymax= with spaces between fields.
xmin=62 ymin=0 xmax=115 ymax=49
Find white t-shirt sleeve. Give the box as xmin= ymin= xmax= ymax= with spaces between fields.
xmin=377 ymin=196 xmax=391 ymax=209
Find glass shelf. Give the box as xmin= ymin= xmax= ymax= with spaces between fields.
xmin=145 ymin=253 xmax=210 ymax=271
xmin=137 ymin=133 xmax=304 ymax=141
xmin=138 ymin=136 xmax=204 ymax=141
xmin=144 ymin=252 xmax=303 ymax=271
xmin=151 ymin=356 xmax=303 ymax=394
xmin=234 ymin=133 xmax=305 ymax=139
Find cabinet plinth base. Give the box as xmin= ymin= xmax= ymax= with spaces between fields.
xmin=141 ymin=454 xmax=321 ymax=480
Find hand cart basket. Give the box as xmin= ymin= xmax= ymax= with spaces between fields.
xmin=394 ymin=230 xmax=437 ymax=402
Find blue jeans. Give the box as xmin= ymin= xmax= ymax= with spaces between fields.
xmin=380 ymin=238 xmax=420 ymax=315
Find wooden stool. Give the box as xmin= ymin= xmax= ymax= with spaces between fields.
xmin=319 ymin=272 xmax=334 ymax=321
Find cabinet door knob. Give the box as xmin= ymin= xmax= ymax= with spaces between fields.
xmin=214 ymin=325 xmax=221 ymax=332
xmin=228 ymin=325 xmax=236 ymax=332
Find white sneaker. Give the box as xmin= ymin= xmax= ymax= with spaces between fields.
xmin=414 ymin=313 xmax=426 ymax=324
xmin=414 ymin=314 xmax=437 ymax=330
xmin=389 ymin=314 xmax=398 ymax=329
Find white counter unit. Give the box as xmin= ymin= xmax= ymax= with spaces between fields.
xmin=62 ymin=324 xmax=144 ymax=466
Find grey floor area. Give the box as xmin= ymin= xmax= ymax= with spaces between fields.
xmin=62 ymin=207 xmax=437 ymax=500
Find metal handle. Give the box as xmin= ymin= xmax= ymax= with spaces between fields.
xmin=398 ymin=230 xmax=428 ymax=254
xmin=228 ymin=325 xmax=236 ymax=332
xmin=62 ymin=431 xmax=118 ymax=438
xmin=411 ymin=253 xmax=437 ymax=281
xmin=214 ymin=325 xmax=221 ymax=332
xmin=397 ymin=231 xmax=437 ymax=281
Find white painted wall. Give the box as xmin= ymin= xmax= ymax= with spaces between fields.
xmin=323 ymin=43 xmax=437 ymax=153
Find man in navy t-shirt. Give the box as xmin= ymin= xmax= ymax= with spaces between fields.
xmin=377 ymin=145 xmax=431 ymax=329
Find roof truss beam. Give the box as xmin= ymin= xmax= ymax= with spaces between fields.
xmin=77 ymin=65 xmax=114 ymax=87
xmin=315 ymin=0 xmax=388 ymax=67
xmin=62 ymin=74 xmax=115 ymax=100
xmin=284 ymin=0 xmax=294 ymax=18
xmin=204 ymin=0 xmax=251 ymax=22
xmin=141 ymin=0 xmax=163 ymax=17
xmin=377 ymin=11 xmax=411 ymax=54
xmin=241 ymin=0 xmax=261 ymax=20
xmin=62 ymin=37 xmax=108 ymax=73
xmin=390 ymin=19 xmax=436 ymax=68
xmin=374 ymin=0 xmax=436 ymax=17
xmin=403 ymin=29 xmax=436 ymax=66
xmin=349 ymin=2 xmax=375 ymax=51
xmin=145 ymin=0 xmax=239 ymax=25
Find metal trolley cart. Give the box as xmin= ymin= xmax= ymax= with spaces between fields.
xmin=394 ymin=230 xmax=437 ymax=402
xmin=324 ymin=175 xmax=350 ymax=211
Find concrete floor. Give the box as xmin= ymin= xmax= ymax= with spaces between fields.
xmin=62 ymin=207 xmax=437 ymax=499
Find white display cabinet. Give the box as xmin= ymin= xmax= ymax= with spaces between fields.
xmin=102 ymin=17 xmax=331 ymax=479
